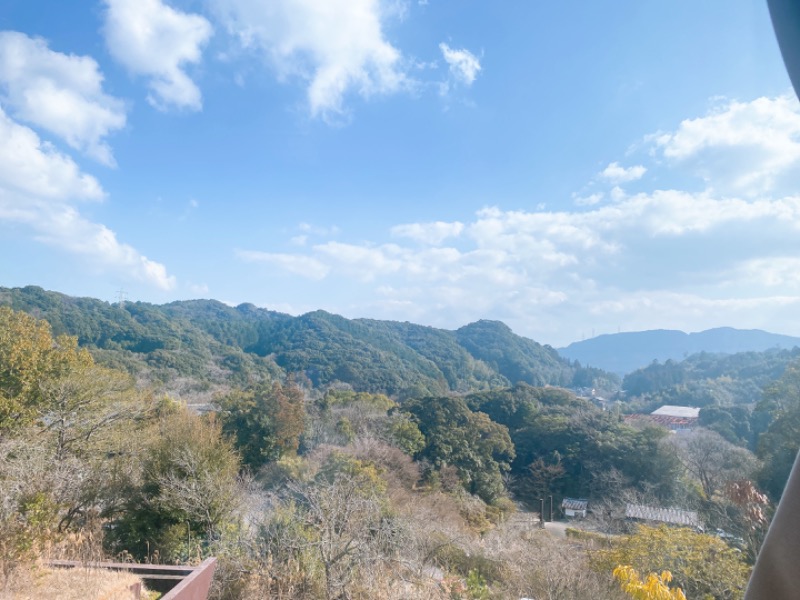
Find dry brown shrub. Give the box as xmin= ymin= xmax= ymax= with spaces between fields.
xmin=478 ymin=518 xmax=625 ymax=600
xmin=0 ymin=565 xmax=149 ymax=600
xmin=347 ymin=436 xmax=421 ymax=491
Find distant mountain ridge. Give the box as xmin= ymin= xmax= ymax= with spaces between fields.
xmin=559 ymin=327 xmax=800 ymax=375
xmin=0 ymin=286 xmax=617 ymax=399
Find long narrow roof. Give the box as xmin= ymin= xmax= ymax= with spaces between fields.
xmin=625 ymin=503 xmax=702 ymax=528
xmin=651 ymin=405 xmax=700 ymax=419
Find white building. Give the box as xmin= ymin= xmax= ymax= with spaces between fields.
xmin=562 ymin=498 xmax=589 ymax=519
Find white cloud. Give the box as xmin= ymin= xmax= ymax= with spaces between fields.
xmin=574 ymin=290 xmax=788 ymax=347
xmin=289 ymin=222 xmax=340 ymax=246
xmin=654 ymin=94 xmax=800 ymax=195
xmin=0 ymin=106 xmax=104 ymax=200
xmin=573 ymin=192 xmax=604 ymax=206
xmin=31 ymin=203 xmax=176 ymax=290
xmin=0 ymin=31 xmax=126 ymax=166
xmin=103 ymin=0 xmax=213 ymax=111
xmin=210 ymin=0 xmax=406 ymax=118
xmin=237 ymin=249 xmax=331 ymax=280
xmin=585 ymin=292 xmax=800 ymax=339
xmin=439 ymin=43 xmax=481 ymax=86
xmin=179 ymin=197 xmax=200 ymax=221
xmin=600 ymin=161 xmax=646 ymax=184
xmin=610 ymin=186 xmax=626 ymax=202
xmin=238 ymin=190 xmax=800 ymax=344
xmin=314 ymin=241 xmax=406 ymax=281
xmin=290 ymin=235 xmax=309 ymax=246
xmin=725 ymin=257 xmax=800 ymax=288
xmin=298 ymin=222 xmax=341 ymax=236
xmin=0 ymin=107 xmax=175 ymax=290
xmin=188 ymin=282 xmax=210 ymax=294
xmin=467 ymin=205 xmax=617 ymax=258
xmin=235 ymin=93 xmax=800 ymax=345
xmin=391 ymin=220 xmax=464 ymax=244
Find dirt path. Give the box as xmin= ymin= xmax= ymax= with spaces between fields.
xmin=505 ymin=509 xmax=571 ymax=538
xmin=544 ymin=520 xmax=569 ymax=538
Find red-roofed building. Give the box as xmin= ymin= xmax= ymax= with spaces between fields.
xmin=624 ymin=405 xmax=700 ymax=432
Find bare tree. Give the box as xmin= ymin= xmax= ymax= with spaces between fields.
xmin=481 ymin=525 xmax=625 ymax=600
xmin=285 ymin=472 xmax=403 ymax=600
xmin=38 ymin=365 xmax=143 ymax=461
xmin=670 ymin=429 xmax=757 ymax=500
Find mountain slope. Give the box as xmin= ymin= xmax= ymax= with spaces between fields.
xmin=456 ymin=320 xmax=572 ymax=386
xmin=0 ymin=286 xmax=283 ymax=400
xmin=0 ymin=286 xmax=601 ymax=399
xmin=559 ymin=327 xmax=800 ymax=375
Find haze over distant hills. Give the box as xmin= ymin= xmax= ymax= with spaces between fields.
xmin=559 ymin=328 xmax=800 ymax=375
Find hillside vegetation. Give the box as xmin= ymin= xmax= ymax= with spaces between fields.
xmin=560 ymin=327 xmax=800 ymax=375
xmin=0 ymin=285 xmax=618 ymax=399
xmin=4 ymin=288 xmax=800 ymax=599
xmin=619 ymin=349 xmax=800 ymax=452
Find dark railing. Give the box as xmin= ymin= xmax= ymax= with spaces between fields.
xmin=48 ymin=556 xmax=217 ymax=599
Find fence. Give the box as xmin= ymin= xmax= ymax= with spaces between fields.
xmin=48 ymin=556 xmax=217 ymax=599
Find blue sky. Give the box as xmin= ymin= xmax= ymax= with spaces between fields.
xmin=1 ymin=0 xmax=799 ymax=346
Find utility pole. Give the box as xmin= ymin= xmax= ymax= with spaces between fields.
xmin=116 ymin=288 xmax=127 ymax=309
xmin=539 ymin=498 xmax=545 ymax=528
xmin=549 ymin=495 xmax=553 ymax=522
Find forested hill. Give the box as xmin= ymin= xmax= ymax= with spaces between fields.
xmin=559 ymin=327 xmax=800 ymax=375
xmin=0 ymin=286 xmax=616 ymax=398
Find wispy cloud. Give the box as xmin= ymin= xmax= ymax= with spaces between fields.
xmin=573 ymin=192 xmax=605 ymax=206
xmin=439 ymin=43 xmax=481 ymax=86
xmin=237 ymin=249 xmax=330 ymax=280
xmin=599 ymin=161 xmax=646 ymax=184
xmin=391 ymin=221 xmax=464 ymax=245
xmin=31 ymin=203 xmax=176 ymax=290
xmin=298 ymin=222 xmax=341 ymax=236
xmin=723 ymin=257 xmax=800 ymax=289
xmin=103 ymin=0 xmax=212 ymax=111
xmin=0 ymin=31 xmax=126 ymax=166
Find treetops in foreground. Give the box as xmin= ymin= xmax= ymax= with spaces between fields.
xmin=0 ymin=305 xmax=781 ymax=599
xmin=0 ymin=285 xmax=620 ymax=399
xmin=613 ymin=566 xmax=686 ymax=600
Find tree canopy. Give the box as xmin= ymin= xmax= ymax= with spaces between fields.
xmin=218 ymin=380 xmax=306 ymax=470
xmin=403 ymin=395 xmax=515 ymax=503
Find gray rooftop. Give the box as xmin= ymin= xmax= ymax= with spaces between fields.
xmin=625 ymin=503 xmax=703 ymax=528
xmin=651 ymin=405 xmax=700 ymax=419
xmin=562 ymin=498 xmax=589 ymax=511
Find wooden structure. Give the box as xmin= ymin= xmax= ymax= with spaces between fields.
xmin=48 ymin=556 xmax=217 ymax=599
xmin=562 ymin=498 xmax=589 ymax=519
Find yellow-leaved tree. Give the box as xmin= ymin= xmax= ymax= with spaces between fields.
xmin=613 ymin=565 xmax=686 ymax=600
xmin=594 ymin=525 xmax=750 ymax=599
xmin=0 ymin=307 xmax=153 ymax=579
xmin=0 ymin=306 xmax=93 ymax=435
